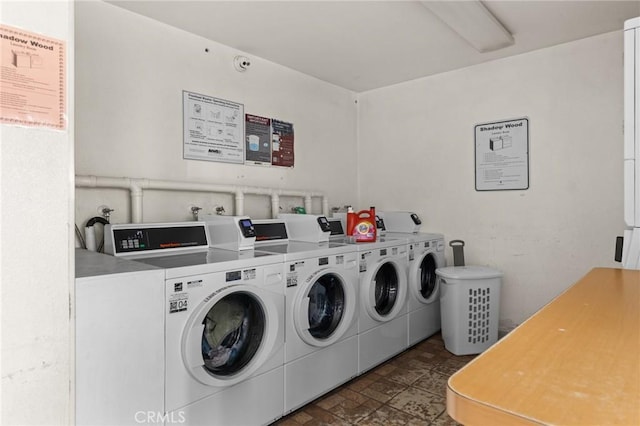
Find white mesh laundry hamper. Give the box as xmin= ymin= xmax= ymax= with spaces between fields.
xmin=436 ymin=266 xmax=502 ymax=355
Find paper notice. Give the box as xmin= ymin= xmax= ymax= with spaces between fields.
xmin=0 ymin=24 xmax=66 ymax=130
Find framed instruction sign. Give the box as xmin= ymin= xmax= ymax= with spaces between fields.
xmin=183 ymin=91 xmax=244 ymax=164
xmin=475 ymin=117 xmax=529 ymax=191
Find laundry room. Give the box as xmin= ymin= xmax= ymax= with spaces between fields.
xmin=74 ymin=0 xmax=624 ymax=332
xmin=2 ymin=1 xmax=639 ymax=425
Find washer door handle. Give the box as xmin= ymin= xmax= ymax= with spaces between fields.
xmin=184 ymin=323 xmax=206 ymax=368
xmin=300 ymin=296 xmax=311 ymax=331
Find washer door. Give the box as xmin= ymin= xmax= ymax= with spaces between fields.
xmin=294 ymin=269 xmax=356 ymax=347
xmin=182 ymin=285 xmax=279 ymax=386
xmin=363 ymin=259 xmax=407 ymax=322
xmin=411 ymin=252 xmax=440 ymax=304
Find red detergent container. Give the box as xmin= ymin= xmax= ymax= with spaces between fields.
xmin=347 ymin=207 xmax=377 ymax=242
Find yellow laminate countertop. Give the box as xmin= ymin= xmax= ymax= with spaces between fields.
xmin=447 ymin=267 xmax=640 ymax=426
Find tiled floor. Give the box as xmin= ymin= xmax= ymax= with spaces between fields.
xmin=274 ymin=333 xmax=475 ymax=426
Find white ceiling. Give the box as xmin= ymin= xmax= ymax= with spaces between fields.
xmin=109 ymin=1 xmax=640 ymax=92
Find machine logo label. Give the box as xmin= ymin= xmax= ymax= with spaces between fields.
xmin=187 ymin=279 xmax=203 ymax=288
xmin=174 ymin=282 xmax=183 ymax=292
xmin=243 ymin=268 xmax=256 ymax=280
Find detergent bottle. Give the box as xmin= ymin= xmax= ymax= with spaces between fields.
xmin=347 ymin=206 xmax=377 ymax=242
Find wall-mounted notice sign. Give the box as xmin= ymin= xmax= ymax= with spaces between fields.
xmin=271 ymin=119 xmax=294 ymax=167
xmin=183 ymin=90 xmax=244 ymax=164
xmin=475 ymin=117 xmax=529 ymax=191
xmin=245 ymin=114 xmax=271 ymax=166
xmin=0 ymin=24 xmax=66 ymax=130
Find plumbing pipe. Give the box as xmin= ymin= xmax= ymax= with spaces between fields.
xmin=75 ymin=175 xmax=327 ymax=223
xmin=271 ymin=193 xmax=280 ymax=218
xmin=130 ymin=181 xmax=144 ymax=223
xmin=304 ymin=195 xmax=312 ymax=215
xmin=235 ymin=191 xmax=244 ymax=216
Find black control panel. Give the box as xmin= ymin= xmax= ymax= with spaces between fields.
xmin=376 ymin=215 xmax=386 ymax=231
xmin=411 ymin=213 xmax=422 ymax=225
xmin=238 ymin=218 xmax=256 ymax=238
xmin=317 ymin=216 xmax=331 ymax=232
xmin=254 ymin=222 xmax=289 ymax=242
xmin=328 ymin=220 xmax=344 ymax=236
xmin=112 ymin=225 xmax=209 ymax=254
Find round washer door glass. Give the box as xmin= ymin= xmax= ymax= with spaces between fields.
xmin=307 ymin=273 xmax=345 ymax=339
xmin=374 ymin=263 xmax=399 ymax=315
xmin=201 ymin=291 xmax=265 ymax=376
xmin=419 ymin=254 xmax=437 ymax=300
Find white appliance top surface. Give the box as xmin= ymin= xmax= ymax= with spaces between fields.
xmin=256 ymin=240 xmax=356 ymax=261
xmin=133 ymin=248 xmax=284 ymax=279
xmin=385 ymin=232 xmax=444 ymax=244
xmin=331 ymin=235 xmax=410 ymax=250
xmin=75 ymin=248 xmax=161 ymax=278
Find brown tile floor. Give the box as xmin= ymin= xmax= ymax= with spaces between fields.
xmin=273 ymin=333 xmax=474 ymax=426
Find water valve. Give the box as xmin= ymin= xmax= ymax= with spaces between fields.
xmin=98 ymin=205 xmax=114 ymax=222
xmin=190 ymin=206 xmax=203 ymax=221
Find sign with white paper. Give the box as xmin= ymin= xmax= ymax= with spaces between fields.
xmin=475 ymin=118 xmax=529 ymax=191
xmin=183 ymin=91 xmax=244 ymax=164
xmin=0 ymin=24 xmax=66 ymax=130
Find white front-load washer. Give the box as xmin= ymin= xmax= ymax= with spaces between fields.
xmin=105 ymin=222 xmax=286 ymax=426
xmin=354 ymin=237 xmax=409 ymax=373
xmin=387 ymin=232 xmax=445 ymax=346
xmin=381 ymin=212 xmax=446 ymax=346
xmin=329 ymin=216 xmax=410 ymax=373
xmin=253 ymin=219 xmax=359 ymax=414
xmin=75 ymin=249 xmax=165 ymax=426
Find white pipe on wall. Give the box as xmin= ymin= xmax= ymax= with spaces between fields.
xmin=235 ymin=191 xmax=245 ymax=216
xmin=271 ymin=193 xmax=280 ymax=218
xmin=75 ymin=175 xmax=328 ymax=222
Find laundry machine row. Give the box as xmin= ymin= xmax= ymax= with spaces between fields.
xmin=76 ymin=213 xmax=443 ymax=425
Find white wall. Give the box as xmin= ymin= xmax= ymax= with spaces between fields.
xmin=74 ymin=1 xmax=358 ymax=228
xmin=358 ymin=32 xmax=624 ymax=330
xmin=0 ymin=1 xmax=74 ymax=424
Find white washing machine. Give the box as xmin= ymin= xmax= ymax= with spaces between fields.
xmin=382 ymin=212 xmax=446 ymax=346
xmin=328 ymin=216 xmax=410 ymax=374
xmin=75 ymin=248 xmax=165 ymax=426
xmin=253 ymin=219 xmax=359 ymax=414
xmin=104 ymin=221 xmax=286 ymax=426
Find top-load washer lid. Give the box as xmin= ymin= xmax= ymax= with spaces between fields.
xmin=436 ymin=266 xmax=503 ymax=280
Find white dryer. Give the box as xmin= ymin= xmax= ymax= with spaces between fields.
xmin=253 ymin=219 xmax=359 ymax=414
xmin=75 ymin=249 xmax=165 ymax=426
xmin=382 ymin=212 xmax=446 ymax=346
xmin=105 ymin=222 xmax=285 ymax=426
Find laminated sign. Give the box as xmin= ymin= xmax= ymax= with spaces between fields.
xmin=0 ymin=24 xmax=66 ymax=130
xmin=475 ymin=118 xmax=529 ymax=191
